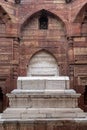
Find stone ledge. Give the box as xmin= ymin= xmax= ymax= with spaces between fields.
xmin=2 ymin=108 xmax=85 ymax=119
xmin=18 ymin=76 xmax=69 ymax=80
xmin=17 ymin=76 xmax=69 ymax=90
xmin=11 ymin=89 xmax=76 ymax=94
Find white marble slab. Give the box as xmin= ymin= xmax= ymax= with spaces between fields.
xmin=17 ymin=76 xmax=69 ymax=90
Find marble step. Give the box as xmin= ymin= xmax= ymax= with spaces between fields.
xmin=7 ymin=89 xmax=80 ymax=108
xmin=2 ymin=108 xmax=85 ymax=119
xmin=11 ymin=89 xmax=76 ymax=95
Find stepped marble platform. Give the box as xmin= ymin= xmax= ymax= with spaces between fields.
xmin=1 ymin=76 xmax=86 ymax=119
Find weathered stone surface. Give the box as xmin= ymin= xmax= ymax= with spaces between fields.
xmin=0 ymin=0 xmax=87 ymax=116
xmin=27 ymin=51 xmax=59 ymax=76
xmin=1 ymin=76 xmax=86 ymax=120
xmin=7 ymin=90 xmax=79 ymax=108
xmin=1 ymin=118 xmax=87 ymax=130
xmin=17 ymin=76 xmax=69 ymax=90
xmin=2 ymin=108 xmax=86 ymax=119
xmin=0 ymin=1 xmax=87 ymax=130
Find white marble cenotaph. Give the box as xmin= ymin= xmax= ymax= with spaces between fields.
xmin=2 ymin=76 xmax=85 ymax=119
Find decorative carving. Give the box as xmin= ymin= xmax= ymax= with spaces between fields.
xmin=67 ymin=37 xmax=73 ymax=47
xmin=13 ymin=38 xmax=19 ymax=61
xmin=15 ymin=0 xmax=21 ymax=4
xmin=74 ymin=55 xmax=87 ymax=64
xmin=4 ymin=0 xmax=8 ymax=2
xmin=12 ymin=65 xmax=18 ymax=79
xmin=65 ymin=0 xmax=72 ymax=3
xmin=69 ymin=65 xmax=74 ymax=76
xmin=68 ymin=37 xmax=74 ymax=63
xmin=78 ymin=76 xmax=87 ymax=86
xmin=12 ymin=38 xmax=20 ymax=79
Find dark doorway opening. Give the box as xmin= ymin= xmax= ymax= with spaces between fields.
xmin=39 ymin=13 xmax=48 ymax=29
xmin=0 ymin=87 xmax=3 ymax=113
xmin=84 ymin=85 xmax=87 ymax=105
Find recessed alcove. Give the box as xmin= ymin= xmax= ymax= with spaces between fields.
xmin=0 ymin=87 xmax=3 ymax=113
xmin=75 ymin=4 xmax=87 ymax=36
xmin=27 ymin=50 xmax=59 ymax=76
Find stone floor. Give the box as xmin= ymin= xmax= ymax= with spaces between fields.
xmin=0 ymin=117 xmax=87 ymax=130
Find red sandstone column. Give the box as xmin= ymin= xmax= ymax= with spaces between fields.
xmin=12 ymin=38 xmax=20 ymax=89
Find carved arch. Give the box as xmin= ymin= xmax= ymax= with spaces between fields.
xmin=21 ymin=9 xmax=66 ymax=31
xmin=74 ymin=3 xmax=87 ymax=36
xmin=27 ymin=49 xmax=59 ymax=76
xmin=29 ymin=49 xmax=58 ymax=64
xmin=74 ymin=3 xmax=87 ymax=23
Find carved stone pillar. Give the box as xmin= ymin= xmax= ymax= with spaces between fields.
xmin=13 ymin=38 xmax=19 ymax=61
xmin=12 ymin=38 xmax=20 ymax=79
xmin=68 ymin=37 xmax=74 ymax=63
xmin=68 ymin=37 xmax=74 ymax=89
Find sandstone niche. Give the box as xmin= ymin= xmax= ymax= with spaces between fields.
xmin=27 ymin=50 xmax=59 ymax=77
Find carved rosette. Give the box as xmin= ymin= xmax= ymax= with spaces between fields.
xmin=15 ymin=0 xmax=21 ymax=4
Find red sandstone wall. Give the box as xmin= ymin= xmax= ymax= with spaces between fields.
xmin=20 ymin=11 xmax=67 ymax=76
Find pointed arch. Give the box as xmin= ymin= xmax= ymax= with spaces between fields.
xmin=21 ymin=9 xmax=66 ymax=31
xmin=74 ymin=3 xmax=87 ymax=36
xmin=29 ymin=48 xmax=58 ymax=63
xmin=27 ymin=49 xmax=59 ymax=76
xmin=74 ymin=3 xmax=87 ymax=23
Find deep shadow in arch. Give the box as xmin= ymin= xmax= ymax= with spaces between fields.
xmin=84 ymin=85 xmax=87 ymax=106
xmin=0 ymin=87 xmax=3 ymax=113
xmin=21 ymin=9 xmax=66 ymax=32
xmin=39 ymin=10 xmax=48 ymax=29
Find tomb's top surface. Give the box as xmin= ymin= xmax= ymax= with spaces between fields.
xmin=17 ymin=76 xmax=69 ymax=90
xmin=11 ymin=89 xmax=76 ymax=94
xmin=18 ymin=76 xmax=69 ymax=81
